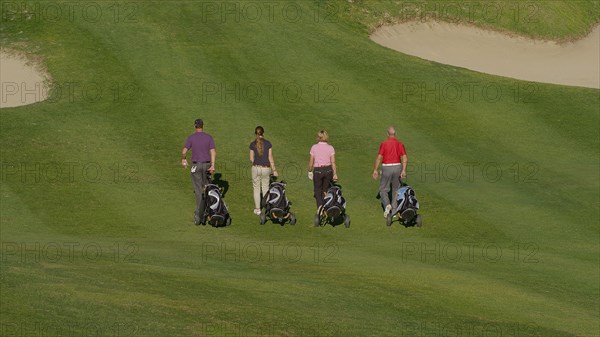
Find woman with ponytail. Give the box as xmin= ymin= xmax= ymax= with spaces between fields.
xmin=249 ymin=126 xmax=278 ymax=215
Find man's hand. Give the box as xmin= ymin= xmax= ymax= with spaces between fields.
xmin=272 ymin=169 xmax=279 ymax=177
xmin=400 ymin=170 xmax=407 ymax=179
xmin=209 ymin=165 xmax=216 ymax=174
xmin=333 ymin=174 xmax=338 ymax=181
xmin=182 ymin=159 xmax=188 ymax=168
xmin=373 ymin=170 xmax=379 ymax=180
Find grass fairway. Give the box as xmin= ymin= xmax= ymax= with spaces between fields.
xmin=1 ymin=1 xmax=599 ymax=336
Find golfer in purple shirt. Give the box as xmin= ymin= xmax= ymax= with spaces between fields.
xmin=181 ymin=118 xmax=216 ymax=225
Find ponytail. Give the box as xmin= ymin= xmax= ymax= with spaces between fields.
xmin=255 ymin=126 xmax=265 ymax=157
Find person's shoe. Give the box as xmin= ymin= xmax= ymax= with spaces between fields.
xmin=253 ymin=209 xmax=261 ymax=216
xmin=383 ymin=205 xmax=392 ymax=218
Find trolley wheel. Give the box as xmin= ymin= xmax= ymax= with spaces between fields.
xmin=226 ymin=217 xmax=232 ymax=226
xmin=259 ymin=210 xmax=266 ymax=225
xmin=314 ymin=213 xmax=321 ymax=227
xmin=289 ymin=213 xmax=296 ymax=225
xmin=415 ymin=214 xmax=423 ymax=227
xmin=344 ymin=214 xmax=351 ymax=228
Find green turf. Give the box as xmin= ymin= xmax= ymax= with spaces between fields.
xmin=339 ymin=0 xmax=600 ymax=39
xmin=1 ymin=1 xmax=599 ymax=336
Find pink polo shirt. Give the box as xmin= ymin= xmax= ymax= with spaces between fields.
xmin=310 ymin=142 xmax=335 ymax=167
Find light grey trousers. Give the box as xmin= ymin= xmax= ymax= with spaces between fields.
xmin=379 ymin=165 xmax=402 ymax=209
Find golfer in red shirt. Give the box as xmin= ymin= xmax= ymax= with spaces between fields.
xmin=373 ymin=127 xmax=408 ymax=218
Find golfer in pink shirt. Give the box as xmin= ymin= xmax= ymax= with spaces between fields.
xmin=308 ymin=130 xmax=338 ymax=211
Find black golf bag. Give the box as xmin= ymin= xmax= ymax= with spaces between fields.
xmin=201 ymin=180 xmax=231 ymax=227
xmin=260 ymin=180 xmax=296 ymax=225
xmin=387 ymin=181 xmax=421 ymax=227
xmin=315 ymin=183 xmax=350 ymax=228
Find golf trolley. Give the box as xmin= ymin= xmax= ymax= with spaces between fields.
xmin=386 ymin=179 xmax=421 ymax=227
xmin=259 ymin=176 xmax=296 ymax=225
xmin=198 ymin=172 xmax=231 ymax=227
xmin=314 ymin=182 xmax=350 ymax=228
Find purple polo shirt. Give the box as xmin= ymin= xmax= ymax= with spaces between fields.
xmin=184 ymin=132 xmax=215 ymax=163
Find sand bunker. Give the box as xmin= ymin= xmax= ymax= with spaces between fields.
xmin=370 ymin=22 xmax=600 ymax=89
xmin=1 ymin=50 xmax=50 ymax=108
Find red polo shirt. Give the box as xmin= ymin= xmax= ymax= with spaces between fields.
xmin=378 ymin=136 xmax=406 ymax=164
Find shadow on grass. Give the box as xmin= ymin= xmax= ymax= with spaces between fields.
xmin=212 ymin=173 xmax=229 ymax=198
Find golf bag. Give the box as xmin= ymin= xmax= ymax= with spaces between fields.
xmin=202 ymin=181 xmax=231 ymax=227
xmin=260 ymin=180 xmax=296 ymax=225
xmin=387 ymin=181 xmax=421 ymax=227
xmin=265 ymin=181 xmax=290 ymax=211
xmin=396 ymin=185 xmax=419 ymax=214
xmin=315 ymin=183 xmax=350 ymax=228
xmin=323 ymin=185 xmax=346 ymax=217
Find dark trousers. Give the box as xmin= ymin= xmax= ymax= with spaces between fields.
xmin=191 ymin=162 xmax=211 ymax=215
xmin=313 ymin=166 xmax=333 ymax=207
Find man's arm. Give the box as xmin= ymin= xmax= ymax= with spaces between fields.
xmin=181 ymin=147 xmax=189 ymax=168
xmin=209 ymin=148 xmax=216 ymax=173
xmin=401 ymin=154 xmax=408 ymax=179
xmin=249 ymin=150 xmax=254 ymax=163
xmin=373 ymin=154 xmax=383 ymax=179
